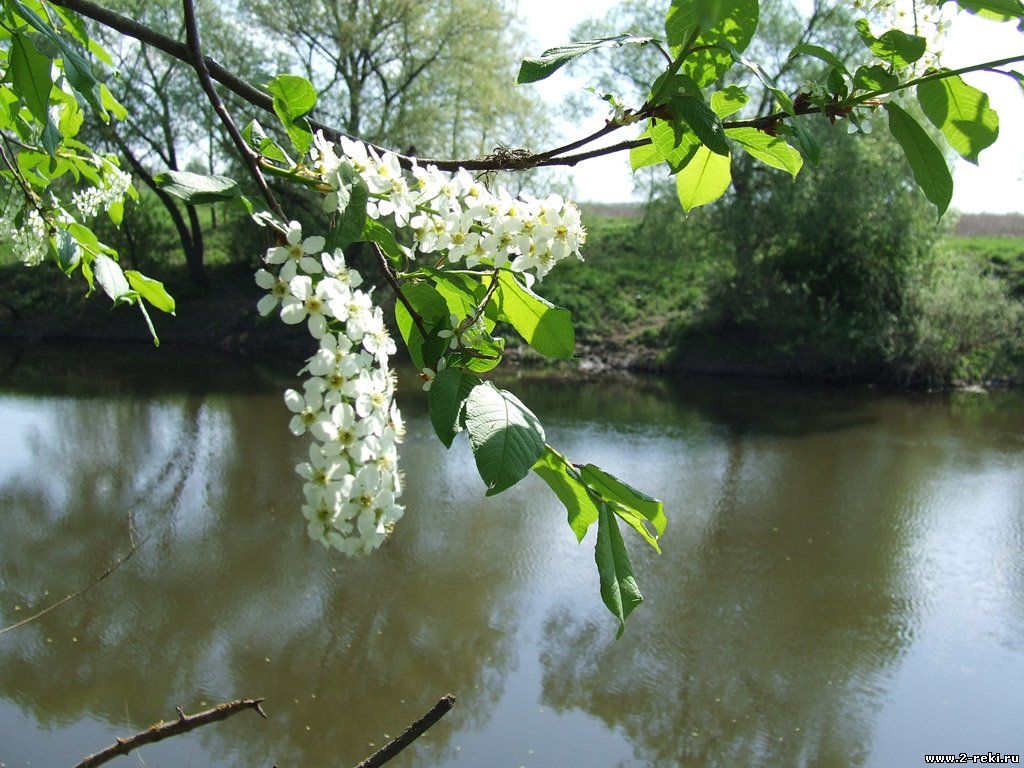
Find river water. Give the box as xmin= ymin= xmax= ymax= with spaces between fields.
xmin=1 ymin=347 xmax=1022 ymax=767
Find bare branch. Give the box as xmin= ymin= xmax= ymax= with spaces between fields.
xmin=0 ymin=536 xmax=148 ymax=637
xmin=353 ymin=694 xmax=456 ymax=768
xmin=71 ymin=698 xmax=267 ymax=768
xmin=181 ymin=0 xmax=284 ymax=219
xmin=374 ymin=243 xmax=427 ymax=339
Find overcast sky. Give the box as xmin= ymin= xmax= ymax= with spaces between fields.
xmin=514 ymin=0 xmax=1024 ymax=213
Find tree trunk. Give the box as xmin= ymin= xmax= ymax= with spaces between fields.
xmin=106 ymin=128 xmax=209 ymax=286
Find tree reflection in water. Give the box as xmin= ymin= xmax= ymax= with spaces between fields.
xmin=2 ymin=347 xmax=1023 ymax=767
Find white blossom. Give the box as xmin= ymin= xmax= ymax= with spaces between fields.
xmin=265 ymin=221 xmax=326 ymax=280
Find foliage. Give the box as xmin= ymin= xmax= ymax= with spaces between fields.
xmin=898 ymin=244 xmax=1024 ymax=385
xmin=1 ymin=0 xmax=1023 ymax=634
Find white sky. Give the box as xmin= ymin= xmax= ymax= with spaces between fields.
xmin=514 ymin=0 xmax=1024 ymax=213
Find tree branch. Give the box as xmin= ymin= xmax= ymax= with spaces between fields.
xmin=71 ymin=698 xmax=267 ymax=768
xmin=180 ymin=0 xmax=284 ymax=219
xmin=353 ymin=694 xmax=456 ymax=768
xmin=48 ymin=0 xmax=1024 ymax=175
xmin=374 ymin=243 xmax=427 ymax=338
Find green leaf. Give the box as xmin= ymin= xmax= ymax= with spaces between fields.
xmin=494 ymin=271 xmax=575 ymax=359
xmin=243 ymin=119 xmax=290 ymax=164
xmin=580 ymin=464 xmax=667 ymax=539
xmin=944 ymin=0 xmax=1024 ymax=22
xmin=676 ymin=145 xmax=731 ymax=211
xmin=56 ymin=95 xmax=83 ymax=137
xmin=694 ymin=0 xmax=725 ymax=28
xmin=361 ymin=218 xmax=407 ymax=264
xmin=516 ymin=35 xmax=655 ymax=84
xmin=645 ymin=119 xmax=702 ymax=172
xmin=52 ymin=228 xmax=79 ymax=272
xmin=327 ymin=170 xmax=368 ymax=250
xmin=92 ymin=254 xmax=129 ymax=301
xmin=673 ymin=94 xmax=730 ymax=155
xmin=916 ymin=73 xmax=999 ymax=165
xmin=427 ymin=367 xmax=481 ymax=448
xmin=8 ymin=0 xmax=103 ymax=114
xmin=726 ymin=126 xmax=802 ymax=178
xmin=283 ymin=119 xmax=313 ymax=156
xmin=710 ymin=84 xmax=748 ymax=118
xmin=393 ymin=281 xmax=449 ymax=369
xmin=1010 ymin=70 xmax=1024 ymax=95
xmin=665 ymin=0 xmax=760 ymax=86
xmin=107 ymin=198 xmax=124 ymax=226
xmin=788 ymin=43 xmax=848 ymax=74
xmin=432 ymin=273 xmax=495 ymax=329
xmin=533 ymin=448 xmax=599 ymax=543
xmin=462 ymin=334 xmax=506 ymax=373
xmin=595 ymin=504 xmax=643 ymax=638
xmin=125 ymin=270 xmax=175 ymax=314
xmin=885 ymin=102 xmax=953 ymax=216
xmin=265 ymin=74 xmax=317 ymax=120
xmin=630 ymin=131 xmax=662 ymax=171
xmin=855 ymin=18 xmax=926 ymax=68
xmin=464 ymin=382 xmax=546 ymax=496
xmin=99 ymin=83 xmax=128 ymax=121
xmin=266 ymin=74 xmax=317 ymax=155
xmin=854 ymin=64 xmax=900 ymax=92
xmin=40 ymin=117 xmax=60 ymax=158
xmin=9 ymin=32 xmax=53 ymax=124
xmin=154 ymin=170 xmax=240 ymax=204
xmin=787 ymin=120 xmax=821 ymax=165
xmin=826 ymin=67 xmax=849 ymax=98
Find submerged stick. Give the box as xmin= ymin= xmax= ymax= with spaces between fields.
xmin=71 ymin=698 xmax=268 ymax=768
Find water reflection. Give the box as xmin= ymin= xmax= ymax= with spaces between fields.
xmin=1 ymin=347 xmax=1022 ymax=767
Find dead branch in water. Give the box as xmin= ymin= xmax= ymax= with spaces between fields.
xmin=71 ymin=698 xmax=267 ymax=768
xmin=354 ymin=694 xmax=456 ymax=768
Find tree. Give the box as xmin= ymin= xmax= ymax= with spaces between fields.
xmin=240 ymin=0 xmax=551 ymax=158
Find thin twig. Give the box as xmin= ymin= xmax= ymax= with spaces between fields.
xmin=468 ymin=269 xmax=501 ymax=328
xmin=353 ymin=694 xmax=456 ymax=768
xmin=71 ymin=698 xmax=267 ymax=768
xmin=374 ymin=243 xmax=427 ymax=338
xmin=0 ymin=536 xmax=149 ymax=637
xmin=180 ymin=0 xmax=284 ymax=219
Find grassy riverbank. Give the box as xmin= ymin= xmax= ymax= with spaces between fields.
xmin=1 ymin=211 xmax=1023 ymax=385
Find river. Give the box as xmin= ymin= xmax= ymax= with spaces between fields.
xmin=1 ymin=346 xmax=1022 ymax=767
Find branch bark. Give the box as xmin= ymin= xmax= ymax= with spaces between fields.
xmin=180 ymin=0 xmax=284 ymax=219
xmin=374 ymin=243 xmax=427 ymax=339
xmin=353 ymin=694 xmax=456 ymax=768
xmin=71 ymin=698 xmax=267 ymax=768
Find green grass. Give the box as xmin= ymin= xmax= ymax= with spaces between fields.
xmin=950 ymin=235 xmax=1024 ymax=297
xmin=540 ymin=215 xmax=719 ymax=358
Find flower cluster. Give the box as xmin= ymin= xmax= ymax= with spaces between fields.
xmin=71 ymin=164 xmax=132 ymax=219
xmin=311 ymin=133 xmax=587 ymax=279
xmin=0 ymin=205 xmax=49 ymax=267
xmin=256 ymin=220 xmax=405 ymax=555
xmin=2 ymin=161 xmax=133 ymax=268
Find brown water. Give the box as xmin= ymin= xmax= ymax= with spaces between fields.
xmin=1 ymin=347 xmax=1023 ymax=768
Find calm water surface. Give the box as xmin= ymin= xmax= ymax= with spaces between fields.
xmin=1 ymin=347 xmax=1023 ymax=767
